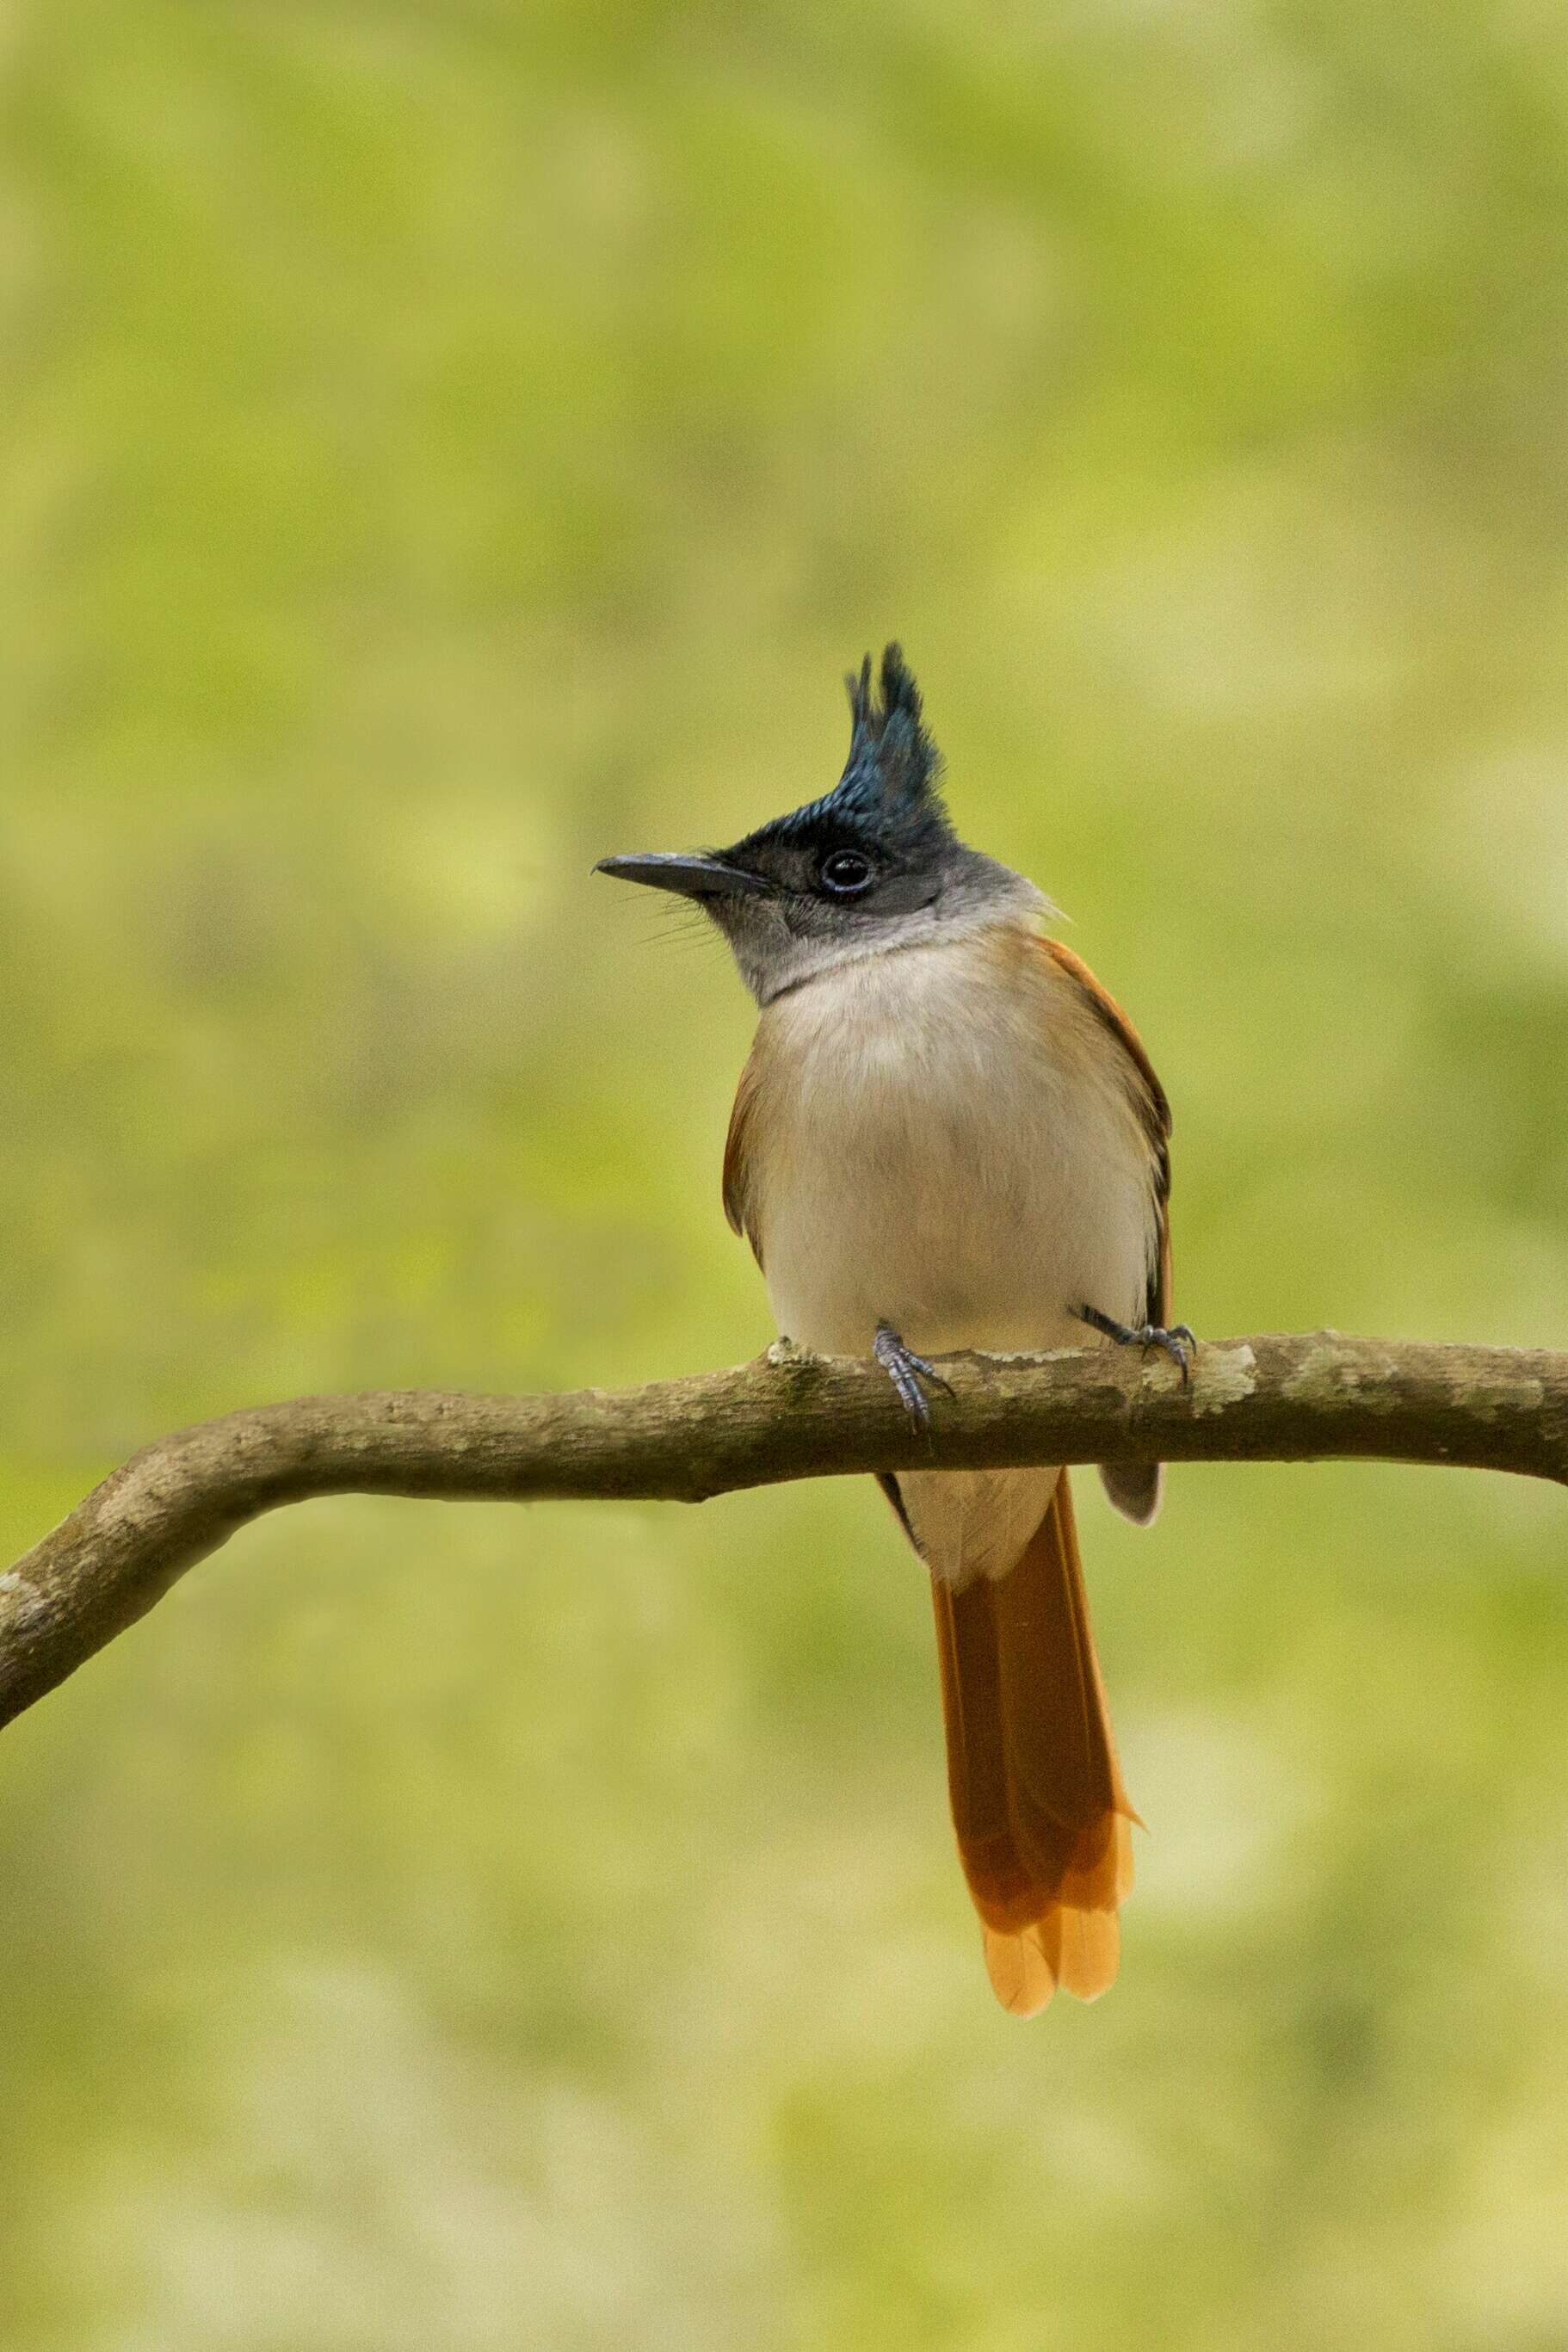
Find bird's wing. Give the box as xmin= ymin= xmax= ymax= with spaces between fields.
xmin=722 ymin=1046 xmax=764 ymax=1269
xmin=1040 ymin=935 xmax=1172 ymax=1332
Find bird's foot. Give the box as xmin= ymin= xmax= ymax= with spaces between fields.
xmin=873 ymin=1323 xmax=954 ymax=1435
xmin=1077 ymin=1304 xmax=1197 ymax=1386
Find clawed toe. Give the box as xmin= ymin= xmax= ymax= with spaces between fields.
xmin=874 ymin=1322 xmax=954 ymax=1433
xmin=1146 ymin=1324 xmax=1195 ymax=1382
xmin=1077 ymin=1304 xmax=1198 ymax=1386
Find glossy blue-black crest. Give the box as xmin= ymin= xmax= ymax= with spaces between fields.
xmin=836 ymin=642 xmax=947 ymax=824
xmin=736 ymin=643 xmax=955 ymax=868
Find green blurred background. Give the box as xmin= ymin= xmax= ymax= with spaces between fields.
xmin=3 ymin=3 xmax=1567 ymax=2344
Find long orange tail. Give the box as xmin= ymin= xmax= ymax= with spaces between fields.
xmin=929 ymin=1471 xmax=1136 ymax=2016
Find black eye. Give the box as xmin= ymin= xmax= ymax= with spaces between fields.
xmin=818 ymin=849 xmax=875 ymax=898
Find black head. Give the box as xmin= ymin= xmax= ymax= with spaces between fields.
xmin=596 ymin=645 xmax=1037 ymax=1002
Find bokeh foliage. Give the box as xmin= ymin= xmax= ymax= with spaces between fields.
xmin=3 ymin=3 xmax=1567 ymax=2344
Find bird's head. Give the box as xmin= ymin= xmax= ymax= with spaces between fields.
xmin=596 ymin=644 xmax=1040 ymax=1003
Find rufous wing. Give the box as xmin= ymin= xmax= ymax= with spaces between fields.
xmin=1042 ymin=938 xmax=1173 ymax=1528
xmin=722 ymin=1046 xmax=764 ymax=1267
xmin=929 ymin=1471 xmax=1137 ymax=2016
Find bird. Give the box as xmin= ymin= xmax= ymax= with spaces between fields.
xmin=596 ymin=645 xmax=1189 ymax=2016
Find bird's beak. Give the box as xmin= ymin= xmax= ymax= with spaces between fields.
xmin=593 ymin=852 xmax=769 ymax=900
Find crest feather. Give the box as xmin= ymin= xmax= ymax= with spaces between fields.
xmin=836 ymin=641 xmax=945 ymax=818
xmin=722 ymin=641 xmax=956 ymax=870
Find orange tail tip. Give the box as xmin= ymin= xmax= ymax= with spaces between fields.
xmin=930 ymin=1470 xmax=1137 ymax=2018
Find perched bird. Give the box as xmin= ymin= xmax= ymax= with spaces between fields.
xmin=596 ymin=646 xmax=1189 ymax=2016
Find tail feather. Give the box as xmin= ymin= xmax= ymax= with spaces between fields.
xmin=929 ymin=1471 xmax=1136 ymax=2016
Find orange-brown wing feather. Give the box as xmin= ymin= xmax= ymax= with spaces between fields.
xmin=929 ymin=1471 xmax=1136 ymax=2016
xmin=1040 ymin=938 xmax=1171 ymax=1330
xmin=1042 ymin=938 xmax=1173 ymax=1526
xmin=721 ymin=1047 xmax=764 ymax=1266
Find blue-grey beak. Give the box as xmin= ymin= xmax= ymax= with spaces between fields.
xmin=594 ymin=853 xmax=769 ymax=900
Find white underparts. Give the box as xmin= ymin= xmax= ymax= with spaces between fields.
xmin=735 ymin=920 xmax=1161 ymax=1585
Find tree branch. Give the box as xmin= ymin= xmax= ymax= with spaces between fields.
xmin=3 ymin=1332 xmax=1564 ymax=1732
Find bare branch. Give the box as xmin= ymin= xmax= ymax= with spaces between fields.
xmin=3 ymin=1332 xmax=1565 ymax=1732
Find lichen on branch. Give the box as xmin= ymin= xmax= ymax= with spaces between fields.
xmin=2 ymin=1332 xmax=1565 ymax=1732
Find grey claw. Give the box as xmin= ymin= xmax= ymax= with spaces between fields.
xmin=1148 ymin=1325 xmax=1195 ymax=1386
xmin=874 ymin=1323 xmax=952 ymax=1436
xmin=1077 ymin=1303 xmax=1197 ymax=1386
xmin=900 ymin=1346 xmax=954 ymax=1397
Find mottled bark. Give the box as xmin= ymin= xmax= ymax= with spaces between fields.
xmin=3 ymin=1333 xmax=1564 ymax=1731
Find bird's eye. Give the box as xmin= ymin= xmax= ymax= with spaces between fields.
xmin=818 ymin=849 xmax=875 ymax=898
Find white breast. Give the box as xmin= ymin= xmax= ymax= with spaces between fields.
xmin=749 ymin=925 xmax=1155 ymax=1359
xmin=737 ymin=922 xmax=1158 ymax=1582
